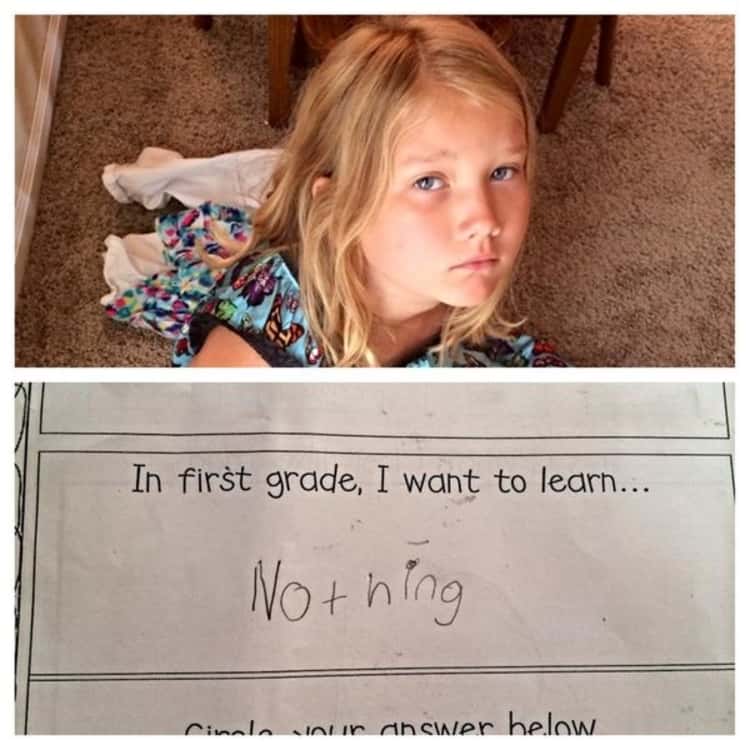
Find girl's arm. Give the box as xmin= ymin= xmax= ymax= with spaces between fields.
xmin=189 ymin=325 xmax=271 ymax=367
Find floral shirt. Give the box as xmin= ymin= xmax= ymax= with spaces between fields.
xmin=103 ymin=202 xmax=567 ymax=367
xmin=173 ymin=255 xmax=568 ymax=368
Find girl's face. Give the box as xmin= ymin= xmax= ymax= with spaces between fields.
xmin=359 ymin=85 xmax=531 ymax=321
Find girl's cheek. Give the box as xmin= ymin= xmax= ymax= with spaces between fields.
xmin=502 ymin=192 xmax=531 ymax=228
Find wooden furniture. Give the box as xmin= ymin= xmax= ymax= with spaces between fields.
xmin=265 ymin=16 xmax=517 ymax=128
xmin=267 ymin=17 xmax=296 ymax=128
xmin=195 ymin=15 xmax=619 ymax=132
xmin=537 ymin=16 xmax=618 ymax=133
xmin=193 ymin=16 xmax=213 ymax=31
xmin=267 ymin=16 xmax=357 ymax=127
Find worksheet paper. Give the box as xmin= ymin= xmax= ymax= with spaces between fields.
xmin=14 ymin=383 xmax=734 ymax=735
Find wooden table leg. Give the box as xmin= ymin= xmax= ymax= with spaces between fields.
xmin=596 ymin=16 xmax=618 ymax=86
xmin=268 ymin=16 xmax=296 ymax=128
xmin=538 ymin=15 xmax=600 ymax=133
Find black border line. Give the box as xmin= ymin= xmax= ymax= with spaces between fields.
xmin=24 ymin=449 xmax=41 ymax=734
xmin=39 ymin=383 xmax=45 ymax=437
xmin=23 ymin=448 xmax=735 ymax=731
xmin=38 ymin=449 xmax=733 ymax=458
xmin=29 ymin=666 xmax=734 ymax=683
xmin=37 ymin=383 xmax=730 ymax=441
xmin=32 ymin=661 xmax=735 ymax=678
xmin=14 ymin=382 xmax=28 ymax=452
xmin=15 ymin=384 xmax=32 ymax=698
xmin=722 ymin=382 xmax=731 ymax=439
xmin=35 ymin=432 xmax=733 ymax=440
xmin=31 ymin=661 xmax=735 ymax=681
xmin=14 ymin=385 xmax=27 ymax=684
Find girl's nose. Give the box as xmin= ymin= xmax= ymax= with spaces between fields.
xmin=456 ymin=186 xmax=501 ymax=241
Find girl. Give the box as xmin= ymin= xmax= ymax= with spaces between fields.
xmin=176 ymin=16 xmax=566 ymax=367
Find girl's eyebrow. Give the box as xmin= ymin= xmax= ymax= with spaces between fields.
xmin=399 ymin=148 xmax=457 ymax=166
xmin=398 ymin=145 xmax=527 ymax=167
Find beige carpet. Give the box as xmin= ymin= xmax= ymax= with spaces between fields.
xmin=15 ymin=15 xmax=734 ymax=367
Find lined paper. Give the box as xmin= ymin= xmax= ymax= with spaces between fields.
xmin=15 ymin=383 xmax=734 ymax=734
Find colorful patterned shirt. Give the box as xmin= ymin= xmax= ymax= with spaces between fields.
xmin=103 ymin=202 xmax=568 ymax=367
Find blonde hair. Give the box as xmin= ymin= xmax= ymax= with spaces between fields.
xmin=204 ymin=15 xmax=537 ymax=366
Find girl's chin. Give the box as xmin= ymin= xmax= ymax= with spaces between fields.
xmin=441 ymin=281 xmax=498 ymax=308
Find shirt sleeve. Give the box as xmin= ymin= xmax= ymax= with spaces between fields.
xmin=186 ymin=312 xmax=302 ymax=367
xmin=171 ymin=252 xmax=319 ymax=367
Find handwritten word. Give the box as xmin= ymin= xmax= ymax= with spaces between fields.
xmin=250 ymin=559 xmax=464 ymax=626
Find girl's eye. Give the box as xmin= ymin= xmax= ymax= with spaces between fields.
xmin=414 ymin=167 xmax=519 ymax=191
xmin=492 ymin=166 xmax=517 ymax=181
xmin=413 ymin=175 xmax=444 ymax=191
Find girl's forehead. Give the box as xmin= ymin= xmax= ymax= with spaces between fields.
xmin=393 ymin=89 xmax=527 ymax=158
xmin=407 ymin=83 xmax=523 ymax=118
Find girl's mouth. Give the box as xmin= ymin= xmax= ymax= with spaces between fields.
xmin=453 ymin=257 xmax=498 ymax=271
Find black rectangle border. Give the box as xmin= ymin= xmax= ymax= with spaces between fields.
xmin=23 ymin=447 xmax=735 ymax=732
xmin=38 ymin=383 xmax=732 ymax=441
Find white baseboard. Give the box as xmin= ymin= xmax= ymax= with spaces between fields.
xmin=15 ymin=16 xmax=67 ymax=300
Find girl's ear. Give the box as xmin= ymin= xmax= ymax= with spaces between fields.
xmin=311 ymin=176 xmax=331 ymax=198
